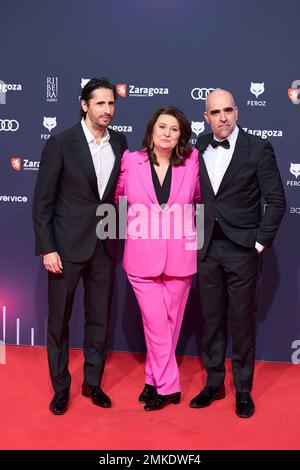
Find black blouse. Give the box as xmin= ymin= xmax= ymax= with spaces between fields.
xmin=150 ymin=159 xmax=172 ymax=207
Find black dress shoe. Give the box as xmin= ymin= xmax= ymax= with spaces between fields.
xmin=49 ymin=389 xmax=69 ymax=415
xmin=144 ymin=392 xmax=181 ymax=411
xmin=236 ymin=392 xmax=255 ymax=418
xmin=138 ymin=384 xmax=157 ymax=403
xmin=82 ymin=382 xmax=111 ymax=408
xmin=189 ymin=384 xmax=225 ymax=408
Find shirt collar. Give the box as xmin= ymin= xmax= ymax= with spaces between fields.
xmin=81 ymin=118 xmax=110 ymax=144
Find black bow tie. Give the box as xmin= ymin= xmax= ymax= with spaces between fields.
xmin=210 ymin=138 xmax=230 ymax=149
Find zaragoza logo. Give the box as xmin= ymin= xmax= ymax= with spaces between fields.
xmin=116 ymin=84 xmax=127 ymax=97
xmin=10 ymin=157 xmax=21 ymax=171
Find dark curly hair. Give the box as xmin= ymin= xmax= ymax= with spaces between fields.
xmin=142 ymin=106 xmax=192 ymax=166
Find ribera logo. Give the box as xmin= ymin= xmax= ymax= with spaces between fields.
xmin=287 ymin=163 xmax=300 ymax=188
xmin=288 ymin=80 xmax=300 ymax=105
xmin=108 ymin=124 xmax=133 ymax=133
xmin=10 ymin=157 xmax=40 ymax=171
xmin=243 ymin=128 xmax=283 ymax=139
xmin=0 ymin=194 xmax=28 ymax=203
xmin=41 ymin=116 xmax=57 ymax=140
xmin=247 ymin=82 xmax=266 ymax=107
xmin=116 ymin=83 xmax=169 ymax=98
xmin=46 ymin=77 xmax=58 ymax=102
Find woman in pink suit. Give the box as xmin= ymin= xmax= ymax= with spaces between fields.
xmin=115 ymin=107 xmax=200 ymax=411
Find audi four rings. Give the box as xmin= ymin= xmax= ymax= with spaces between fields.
xmin=191 ymin=87 xmax=215 ymax=100
xmin=0 ymin=119 xmax=19 ymax=131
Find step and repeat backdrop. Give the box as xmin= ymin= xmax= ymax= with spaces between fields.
xmin=0 ymin=0 xmax=299 ymax=362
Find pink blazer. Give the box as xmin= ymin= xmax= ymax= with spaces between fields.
xmin=115 ymin=148 xmax=201 ymax=277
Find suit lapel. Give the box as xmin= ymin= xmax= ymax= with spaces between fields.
xmin=216 ymin=128 xmax=250 ymax=195
xmin=197 ymin=134 xmax=216 ymax=198
xmin=136 ymin=153 xmax=159 ymax=205
xmin=71 ymin=123 xmax=99 ymax=200
xmin=167 ymin=163 xmax=186 ymax=207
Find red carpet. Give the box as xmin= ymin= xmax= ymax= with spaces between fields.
xmin=0 ymin=346 xmax=298 ymax=450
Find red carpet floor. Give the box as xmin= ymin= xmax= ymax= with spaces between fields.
xmin=0 ymin=346 xmax=299 ymax=450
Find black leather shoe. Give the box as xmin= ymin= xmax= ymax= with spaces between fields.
xmin=82 ymin=382 xmax=111 ymax=408
xmin=236 ymin=392 xmax=255 ymax=418
xmin=189 ymin=384 xmax=225 ymax=408
xmin=138 ymin=384 xmax=157 ymax=403
xmin=144 ymin=392 xmax=181 ymax=411
xmin=49 ymin=389 xmax=69 ymax=415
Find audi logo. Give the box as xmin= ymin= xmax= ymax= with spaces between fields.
xmin=0 ymin=119 xmax=19 ymax=131
xmin=191 ymin=88 xmax=215 ymax=101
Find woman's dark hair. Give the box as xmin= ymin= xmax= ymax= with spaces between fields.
xmin=142 ymin=106 xmax=192 ymax=166
xmin=80 ymin=78 xmax=117 ymax=118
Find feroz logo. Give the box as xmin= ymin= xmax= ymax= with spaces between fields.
xmin=191 ymin=121 xmax=205 ymax=137
xmin=250 ymin=82 xmax=264 ymax=98
xmin=288 ymin=80 xmax=300 ymax=105
xmin=46 ymin=77 xmax=58 ymax=102
xmin=191 ymin=88 xmax=214 ymax=101
xmin=81 ymin=78 xmax=90 ymax=89
xmin=247 ymin=82 xmax=266 ymax=107
xmin=43 ymin=117 xmax=57 ymax=132
xmin=286 ymin=163 xmax=300 ymax=188
xmin=116 ymin=84 xmax=127 ymax=97
xmin=10 ymin=157 xmax=22 ymax=171
xmin=41 ymin=117 xmax=57 ymax=140
xmin=0 ymin=119 xmax=19 ymax=131
xmin=290 ymin=163 xmax=300 ymax=179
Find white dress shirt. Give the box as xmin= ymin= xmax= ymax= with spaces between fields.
xmin=203 ymin=125 xmax=264 ymax=252
xmin=81 ymin=118 xmax=115 ymax=199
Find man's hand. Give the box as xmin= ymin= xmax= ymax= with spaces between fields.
xmin=43 ymin=252 xmax=63 ymax=274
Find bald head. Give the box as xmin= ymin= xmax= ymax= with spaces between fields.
xmin=204 ymin=88 xmax=238 ymax=140
xmin=205 ymin=89 xmax=235 ymax=112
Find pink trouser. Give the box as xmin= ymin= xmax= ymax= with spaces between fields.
xmin=127 ymin=273 xmax=193 ymax=395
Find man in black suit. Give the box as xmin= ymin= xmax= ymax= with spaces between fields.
xmin=33 ymin=78 xmax=128 ymax=414
xmin=190 ymin=89 xmax=285 ymax=417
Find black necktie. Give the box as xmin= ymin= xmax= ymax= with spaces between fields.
xmin=210 ymin=138 xmax=230 ymax=149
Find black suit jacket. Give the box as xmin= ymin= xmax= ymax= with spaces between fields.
xmin=33 ymin=122 xmax=128 ymax=262
xmin=196 ymin=127 xmax=286 ymax=260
